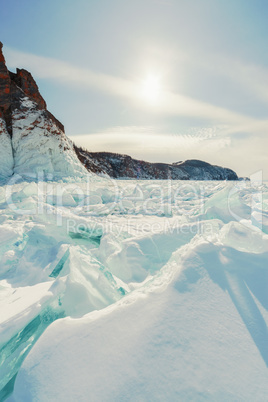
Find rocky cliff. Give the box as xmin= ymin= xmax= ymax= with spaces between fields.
xmin=74 ymin=146 xmax=238 ymax=180
xmin=0 ymin=42 xmax=86 ymax=178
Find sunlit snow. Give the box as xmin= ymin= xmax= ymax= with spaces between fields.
xmin=0 ymin=175 xmax=267 ymax=401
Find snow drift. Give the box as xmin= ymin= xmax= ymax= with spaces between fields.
xmin=0 ymin=178 xmax=267 ymax=401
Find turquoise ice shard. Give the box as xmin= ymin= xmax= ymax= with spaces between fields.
xmin=49 ymin=248 xmax=70 ymax=278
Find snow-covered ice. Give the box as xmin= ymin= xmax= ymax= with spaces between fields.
xmin=0 ymin=97 xmax=88 ymax=180
xmin=0 ymin=118 xmax=13 ymax=178
xmin=0 ymin=176 xmax=267 ymax=401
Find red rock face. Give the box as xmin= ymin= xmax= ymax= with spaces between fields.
xmin=0 ymin=41 xmax=64 ymax=137
xmin=16 ymin=68 xmax=46 ymax=110
xmin=0 ymin=42 xmax=11 ymax=111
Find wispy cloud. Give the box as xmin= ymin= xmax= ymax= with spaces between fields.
xmin=5 ymin=47 xmax=136 ymax=100
xmin=204 ymin=54 xmax=268 ymax=104
xmin=181 ymin=47 xmax=268 ymax=106
xmin=5 ymin=46 xmax=267 ymax=133
xmin=6 ymin=46 xmax=268 ymax=177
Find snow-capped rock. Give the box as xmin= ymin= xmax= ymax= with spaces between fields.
xmin=0 ymin=114 xmax=13 ymax=177
xmin=11 ymin=97 xmax=86 ymax=177
xmin=74 ymin=146 xmax=238 ymax=180
xmin=0 ymin=42 xmax=87 ymax=179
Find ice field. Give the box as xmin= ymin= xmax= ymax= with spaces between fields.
xmin=0 ymin=176 xmax=268 ymax=401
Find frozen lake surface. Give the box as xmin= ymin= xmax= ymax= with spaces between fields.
xmin=0 ymin=177 xmax=267 ymax=401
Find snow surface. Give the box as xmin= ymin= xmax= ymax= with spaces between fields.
xmin=0 ymin=97 xmax=88 ymax=179
xmin=0 ymin=178 xmax=267 ymax=401
xmin=0 ymin=118 xmax=13 ymax=178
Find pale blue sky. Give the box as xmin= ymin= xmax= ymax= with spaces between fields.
xmin=1 ymin=0 xmax=268 ymax=177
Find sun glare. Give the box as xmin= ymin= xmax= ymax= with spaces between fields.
xmin=141 ymin=74 xmax=161 ymax=104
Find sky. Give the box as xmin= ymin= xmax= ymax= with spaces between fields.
xmin=1 ymin=0 xmax=268 ymax=179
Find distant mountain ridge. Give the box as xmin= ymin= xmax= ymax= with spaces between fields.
xmin=74 ymin=146 xmax=238 ymax=180
xmin=0 ymin=41 xmax=238 ymax=181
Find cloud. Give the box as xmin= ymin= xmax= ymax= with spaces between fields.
xmin=5 ymin=47 xmax=268 ymax=178
xmin=206 ymin=54 xmax=268 ymax=104
xmin=5 ymin=46 xmax=267 ymax=133
xmin=4 ymin=47 xmax=136 ymax=99
xmin=181 ymin=46 xmax=268 ymax=106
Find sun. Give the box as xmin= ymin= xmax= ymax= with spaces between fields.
xmin=141 ymin=74 xmax=161 ymax=104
